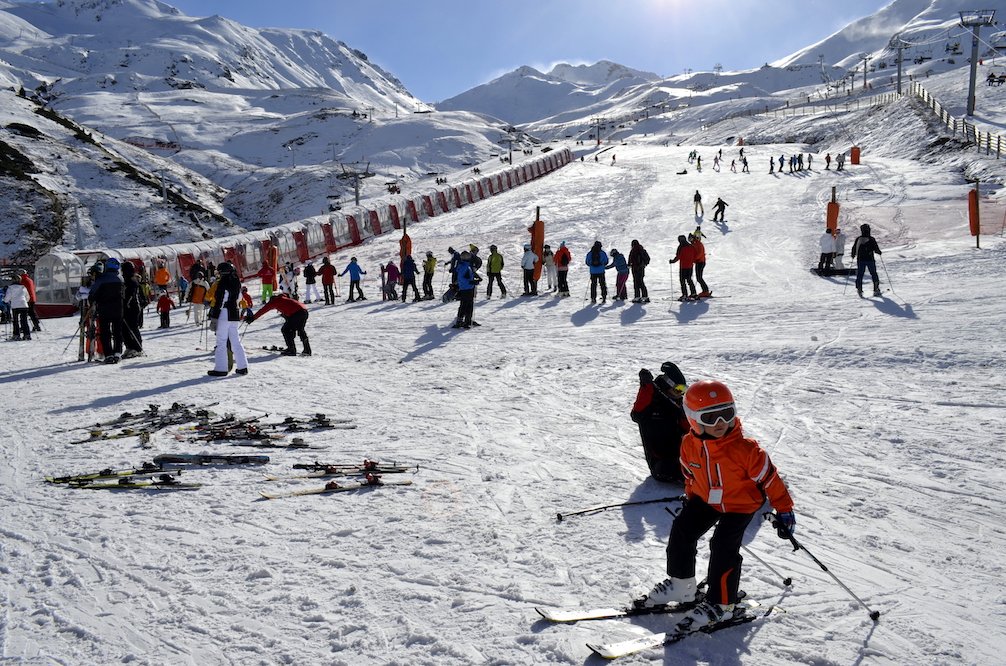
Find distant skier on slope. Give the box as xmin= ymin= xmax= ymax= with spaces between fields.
xmin=669 ymin=236 xmax=697 ymax=301
xmin=851 ymin=223 xmax=883 ymax=296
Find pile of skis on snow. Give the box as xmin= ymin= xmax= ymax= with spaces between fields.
xmin=45 ymin=457 xmax=417 ymax=493
xmin=65 ymin=401 xmax=354 ymax=448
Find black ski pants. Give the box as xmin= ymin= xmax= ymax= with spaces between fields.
xmin=323 ymin=283 xmax=335 ymax=305
xmin=401 ymin=278 xmax=420 ymax=301
xmin=455 ymin=288 xmax=475 ymax=325
xmin=557 ymin=269 xmax=569 ymax=294
xmin=667 ymin=498 xmax=754 ymax=606
xmin=281 ymin=310 xmax=309 ymax=353
xmin=590 ymin=273 xmax=607 ymax=301
xmin=98 ymin=312 xmax=123 ymax=356
xmin=694 ymin=262 xmax=708 ymax=293
xmin=631 ymin=267 xmax=647 ymax=300
xmin=856 ymin=258 xmax=879 ymax=292
xmin=522 ymin=269 xmax=537 ymax=295
xmin=422 ymin=272 xmax=434 ymax=299
xmin=487 ymin=272 xmax=506 ymax=297
xmin=678 ymin=268 xmax=696 ymax=297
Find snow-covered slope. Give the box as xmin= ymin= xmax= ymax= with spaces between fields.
xmin=2 ymin=94 xmax=1005 ymax=663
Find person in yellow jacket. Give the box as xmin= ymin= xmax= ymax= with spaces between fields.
xmin=421 ymin=251 xmax=437 ymax=301
xmin=635 ymin=380 xmax=796 ymax=631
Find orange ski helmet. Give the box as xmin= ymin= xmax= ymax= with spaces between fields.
xmin=683 ymin=380 xmax=736 ymax=433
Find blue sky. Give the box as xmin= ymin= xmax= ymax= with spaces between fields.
xmin=165 ymin=0 xmax=892 ymax=102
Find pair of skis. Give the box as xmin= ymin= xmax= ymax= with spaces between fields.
xmin=258 ymin=472 xmax=413 ymax=499
xmin=537 ymin=592 xmax=774 ymax=660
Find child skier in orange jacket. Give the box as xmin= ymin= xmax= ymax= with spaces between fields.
xmin=635 ymin=380 xmax=796 ymax=632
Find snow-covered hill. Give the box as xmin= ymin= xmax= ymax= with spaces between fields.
xmin=2 ymin=92 xmax=1005 ymax=663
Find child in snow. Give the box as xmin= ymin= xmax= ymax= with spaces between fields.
xmin=634 ymin=380 xmax=796 ymax=633
xmin=156 ymin=290 xmax=175 ymax=329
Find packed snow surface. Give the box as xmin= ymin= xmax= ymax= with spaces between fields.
xmin=2 ymin=129 xmax=1005 ymax=665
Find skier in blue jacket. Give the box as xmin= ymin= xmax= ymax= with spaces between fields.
xmin=585 ymin=241 xmax=609 ymax=303
xmin=339 ymin=257 xmax=367 ymax=302
xmin=452 ymin=251 xmax=479 ymax=329
xmin=607 ymin=249 xmax=630 ymax=300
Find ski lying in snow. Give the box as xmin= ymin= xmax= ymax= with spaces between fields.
xmin=585 ymin=600 xmax=770 ymax=660
xmin=290 ymin=459 xmax=417 ymax=473
xmin=74 ymin=474 xmax=201 ymax=490
xmin=153 ymin=453 xmax=270 ymax=465
xmin=45 ymin=462 xmax=168 ymax=484
xmin=227 ymin=438 xmax=320 ymax=449
xmin=537 ymin=594 xmax=706 ymax=623
xmin=263 ymin=462 xmax=418 ymax=481
xmin=258 ymin=474 xmax=413 ymax=499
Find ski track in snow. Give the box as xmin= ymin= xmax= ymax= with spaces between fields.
xmin=2 ymin=142 xmax=1005 ymax=665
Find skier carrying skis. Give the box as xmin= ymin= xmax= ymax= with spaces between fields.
xmin=851 ymin=223 xmax=883 ymax=296
xmin=89 ymin=258 xmax=124 ymax=364
xmin=669 ymin=236 xmax=698 ymax=301
xmin=635 ymin=379 xmax=796 ymax=632
xmin=630 ymin=362 xmax=688 ymax=482
xmin=247 ymin=292 xmax=311 ymax=356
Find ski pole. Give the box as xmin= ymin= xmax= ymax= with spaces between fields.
xmin=62 ymin=319 xmax=86 ymax=354
xmin=765 ymin=512 xmax=880 ymax=621
xmin=558 ymin=495 xmax=685 ymax=521
xmin=741 ymin=544 xmax=793 ymax=587
xmin=879 ymin=254 xmax=900 ymax=301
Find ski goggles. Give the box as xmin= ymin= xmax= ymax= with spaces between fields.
xmin=688 ymin=403 xmax=737 ymax=427
xmin=669 ymin=384 xmax=687 ymax=397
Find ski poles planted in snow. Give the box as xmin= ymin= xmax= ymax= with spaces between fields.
xmin=765 ymin=512 xmax=881 ymax=621
xmin=557 ymin=495 xmax=685 ymax=521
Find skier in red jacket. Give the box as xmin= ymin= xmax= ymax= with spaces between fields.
xmin=669 ymin=235 xmax=698 ymax=301
xmin=247 ymin=293 xmax=311 ymax=356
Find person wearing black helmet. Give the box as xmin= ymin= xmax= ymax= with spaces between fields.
xmin=207 ymin=261 xmax=249 ymax=376
xmin=630 ymin=361 xmax=688 ymax=482
xmin=88 ymin=257 xmax=124 ymax=363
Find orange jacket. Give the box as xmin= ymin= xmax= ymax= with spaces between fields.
xmin=153 ymin=266 xmax=171 ymax=287
xmin=679 ymin=418 xmax=793 ymax=514
xmin=691 ymin=239 xmax=706 ymax=263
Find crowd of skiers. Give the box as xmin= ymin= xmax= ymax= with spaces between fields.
xmin=1 ymin=269 xmax=43 ymax=340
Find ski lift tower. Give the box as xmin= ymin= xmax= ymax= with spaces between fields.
xmin=889 ymin=36 xmax=910 ymax=95
xmin=960 ymin=9 xmax=996 ymax=116
xmin=336 ymin=162 xmax=374 ymax=206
